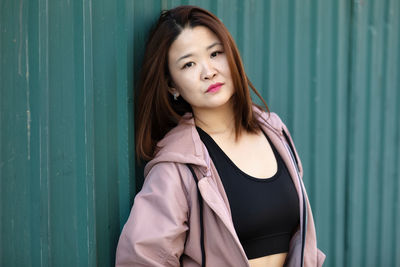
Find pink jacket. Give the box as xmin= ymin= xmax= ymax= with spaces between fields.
xmin=116 ymin=106 xmax=326 ymax=266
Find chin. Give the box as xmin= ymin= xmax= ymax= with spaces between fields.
xmin=206 ymin=98 xmax=233 ymax=109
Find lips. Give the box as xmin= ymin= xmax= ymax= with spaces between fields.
xmin=206 ymin=82 xmax=224 ymax=93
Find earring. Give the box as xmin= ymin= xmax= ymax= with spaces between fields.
xmin=173 ymin=93 xmax=179 ymax=100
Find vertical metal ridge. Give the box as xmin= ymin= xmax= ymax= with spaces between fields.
xmin=116 ymin=0 xmax=127 ymax=229
xmin=395 ymin=31 xmax=400 ymax=264
xmin=38 ymin=0 xmax=51 ymax=264
xmin=363 ymin=0 xmax=377 ymax=265
xmin=329 ymin=0 xmax=338 ymax=262
xmin=391 ymin=2 xmax=400 ymax=266
xmin=125 ymin=0 xmax=135 ymax=211
xmin=333 ymin=1 xmax=350 ymax=264
xmin=118 ymin=0 xmax=135 ymax=233
xmin=367 ymin=0 xmax=385 ymax=265
xmin=82 ymin=0 xmax=96 ymax=265
xmin=0 ymin=0 xmax=3 ymax=259
xmin=377 ymin=0 xmax=392 ymax=265
xmin=262 ymin=0 xmax=271 ymax=103
xmin=236 ymin=0 xmax=244 ymax=55
xmin=309 ymin=0 xmax=318 ymax=202
xmin=344 ymin=0 xmax=355 ymax=266
xmin=1 ymin=1 xmax=15 ymax=266
xmin=362 ymin=1 xmax=373 ymax=265
xmin=287 ymin=0 xmax=295 ymax=128
xmin=358 ymin=1 xmax=369 ymax=264
xmin=329 ymin=1 xmax=341 ymax=264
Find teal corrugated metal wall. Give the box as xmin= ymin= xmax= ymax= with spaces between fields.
xmin=1 ymin=0 xmax=135 ymax=265
xmin=1 ymin=0 xmax=399 ymax=266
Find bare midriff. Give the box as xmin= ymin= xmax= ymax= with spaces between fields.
xmin=248 ymin=252 xmax=287 ymax=267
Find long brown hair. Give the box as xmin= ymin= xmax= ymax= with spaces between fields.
xmin=135 ymin=5 xmax=269 ymax=161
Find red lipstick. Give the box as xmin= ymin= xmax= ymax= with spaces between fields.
xmin=206 ymin=82 xmax=224 ymax=93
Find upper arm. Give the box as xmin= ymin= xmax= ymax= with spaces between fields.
xmin=115 ymin=163 xmax=190 ymax=267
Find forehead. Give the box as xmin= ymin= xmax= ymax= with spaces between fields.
xmin=168 ymin=26 xmax=221 ymax=59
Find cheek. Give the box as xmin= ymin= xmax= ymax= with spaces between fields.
xmin=178 ymin=72 xmax=198 ymax=89
xmin=171 ymin=75 xmax=196 ymax=99
xmin=169 ymin=69 xmax=187 ymax=90
xmin=218 ymin=58 xmax=231 ymax=76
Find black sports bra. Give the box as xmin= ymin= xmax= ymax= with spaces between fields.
xmin=197 ymin=127 xmax=300 ymax=259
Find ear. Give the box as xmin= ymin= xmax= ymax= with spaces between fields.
xmin=167 ymin=79 xmax=179 ymax=97
xmin=168 ymin=87 xmax=179 ymax=97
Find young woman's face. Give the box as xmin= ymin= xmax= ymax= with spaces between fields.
xmin=168 ymin=26 xmax=235 ymax=113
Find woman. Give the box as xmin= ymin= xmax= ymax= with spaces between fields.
xmin=116 ymin=5 xmax=325 ymax=267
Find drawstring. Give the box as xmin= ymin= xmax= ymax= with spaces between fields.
xmin=282 ymin=129 xmax=306 ymax=267
xmin=187 ymin=164 xmax=206 ymax=267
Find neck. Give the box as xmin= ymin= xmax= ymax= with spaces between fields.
xmin=193 ymin=100 xmax=236 ymax=137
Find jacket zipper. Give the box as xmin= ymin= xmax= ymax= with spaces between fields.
xmin=281 ymin=131 xmax=307 ymax=267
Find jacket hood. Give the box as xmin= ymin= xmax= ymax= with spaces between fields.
xmin=144 ymin=105 xmax=284 ymax=177
xmin=143 ymin=113 xmax=209 ymax=176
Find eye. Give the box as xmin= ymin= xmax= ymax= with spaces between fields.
xmin=182 ymin=62 xmax=194 ymax=69
xmin=211 ymin=51 xmax=223 ymax=58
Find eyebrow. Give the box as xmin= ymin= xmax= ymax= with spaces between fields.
xmin=176 ymin=42 xmax=223 ymax=63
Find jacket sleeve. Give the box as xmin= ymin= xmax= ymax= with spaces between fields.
xmin=115 ymin=163 xmax=189 ymax=267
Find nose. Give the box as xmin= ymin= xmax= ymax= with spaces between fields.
xmin=200 ymin=60 xmax=217 ymax=80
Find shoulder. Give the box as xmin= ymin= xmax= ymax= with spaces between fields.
xmin=266 ymin=112 xmax=285 ymax=127
xmin=252 ymin=105 xmax=286 ymax=132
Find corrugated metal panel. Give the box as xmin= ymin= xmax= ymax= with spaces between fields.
xmin=1 ymin=0 xmax=399 ymax=266
xmin=346 ymin=0 xmax=400 ymax=266
xmin=0 ymin=0 xmax=135 ymax=266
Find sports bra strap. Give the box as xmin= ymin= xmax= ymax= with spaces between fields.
xmin=186 ymin=164 xmax=206 ymax=267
